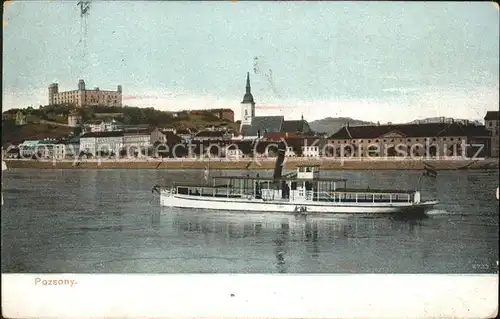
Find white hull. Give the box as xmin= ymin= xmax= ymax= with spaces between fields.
xmin=160 ymin=192 xmax=437 ymax=214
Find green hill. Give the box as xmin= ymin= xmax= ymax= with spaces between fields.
xmin=2 ymin=104 xmax=237 ymax=146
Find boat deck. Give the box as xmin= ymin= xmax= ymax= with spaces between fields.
xmin=174 ymin=187 xmax=413 ymax=203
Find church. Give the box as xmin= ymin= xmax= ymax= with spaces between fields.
xmin=239 ymin=73 xmax=314 ymax=139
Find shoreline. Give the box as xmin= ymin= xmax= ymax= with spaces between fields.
xmin=3 ymin=158 xmax=499 ymax=170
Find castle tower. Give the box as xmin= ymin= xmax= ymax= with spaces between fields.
xmin=240 ymin=72 xmax=255 ymax=126
xmin=48 ymin=83 xmax=58 ymax=105
xmin=78 ymin=79 xmax=86 ymax=91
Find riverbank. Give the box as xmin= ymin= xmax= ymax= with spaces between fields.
xmin=4 ymin=158 xmax=499 ymax=170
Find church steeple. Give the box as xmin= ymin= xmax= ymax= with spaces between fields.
xmin=246 ymin=72 xmax=251 ymax=92
xmin=240 ymin=72 xmax=255 ymax=126
xmin=241 ymin=72 xmax=254 ymax=104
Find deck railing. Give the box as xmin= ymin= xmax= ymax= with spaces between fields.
xmin=316 ymin=191 xmax=412 ymax=203
xmin=174 ymin=185 xmax=414 ymax=203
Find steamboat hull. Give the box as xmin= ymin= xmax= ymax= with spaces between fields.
xmin=160 ymin=192 xmax=438 ymax=214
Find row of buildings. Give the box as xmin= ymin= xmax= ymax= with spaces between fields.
xmin=3 ymin=74 xmax=499 ymax=159
xmin=5 ymin=114 xmax=497 ymax=160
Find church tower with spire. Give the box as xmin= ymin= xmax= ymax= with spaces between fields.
xmin=240 ymin=72 xmax=255 ymax=126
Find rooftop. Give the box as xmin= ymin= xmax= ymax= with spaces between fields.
xmin=81 ymin=131 xmax=124 ymax=138
xmin=241 ymin=116 xmax=284 ymax=136
xmin=484 ymin=111 xmax=499 ymax=121
xmin=241 ymin=116 xmax=314 ymax=137
xmin=194 ymin=130 xmax=228 ymax=138
xmin=329 ymin=122 xmax=490 ymax=139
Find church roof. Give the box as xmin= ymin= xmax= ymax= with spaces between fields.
xmin=240 ymin=117 xmax=317 ymax=137
xmin=241 ymin=116 xmax=284 ymax=136
xmin=280 ymin=120 xmax=313 ymax=134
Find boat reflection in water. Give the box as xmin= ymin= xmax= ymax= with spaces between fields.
xmin=158 ymin=207 xmax=427 ymax=273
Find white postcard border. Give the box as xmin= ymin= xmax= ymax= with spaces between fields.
xmin=1 ymin=274 xmax=498 ymax=318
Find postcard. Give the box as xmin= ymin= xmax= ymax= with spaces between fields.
xmin=2 ymin=1 xmax=498 ymax=318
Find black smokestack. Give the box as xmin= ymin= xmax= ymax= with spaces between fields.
xmin=273 ymin=141 xmax=287 ymax=180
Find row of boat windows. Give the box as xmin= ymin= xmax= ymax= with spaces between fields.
xmin=176 ymin=186 xmax=412 ymax=202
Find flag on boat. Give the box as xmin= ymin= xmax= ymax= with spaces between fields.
xmin=423 ymin=163 xmax=437 ymax=177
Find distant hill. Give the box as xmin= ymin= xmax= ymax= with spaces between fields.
xmin=308 ymin=117 xmax=375 ymax=135
xmin=407 ymin=117 xmax=483 ymax=125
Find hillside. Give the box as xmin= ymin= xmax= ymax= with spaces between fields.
xmin=2 ymin=104 xmax=237 ymax=146
xmin=2 ymin=120 xmax=74 ymax=146
xmin=308 ymin=117 xmax=375 ymax=135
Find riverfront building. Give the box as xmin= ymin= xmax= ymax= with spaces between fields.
xmin=327 ymin=120 xmax=491 ymax=158
xmin=484 ymin=111 xmax=499 ymax=157
xmin=48 ymin=79 xmax=122 ymax=107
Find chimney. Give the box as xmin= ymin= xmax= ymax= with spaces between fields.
xmin=273 ymin=141 xmax=287 ymax=180
xmin=257 ymin=129 xmax=261 ymax=139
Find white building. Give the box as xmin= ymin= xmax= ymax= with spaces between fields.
xmin=36 ymin=140 xmax=58 ymax=159
xmin=150 ymin=128 xmax=183 ymax=145
xmin=285 ymin=146 xmax=296 ymax=157
xmin=18 ymin=139 xmax=57 ymax=159
xmin=18 ymin=140 xmax=40 ymax=158
xmin=80 ymin=131 xmax=124 ymax=156
xmin=54 ymin=137 xmax=81 ymax=159
xmin=123 ymin=129 xmax=153 ymax=155
xmin=175 ymin=128 xmax=194 ymax=143
xmin=302 ymin=145 xmax=320 ymax=157
xmin=54 ymin=144 xmax=66 ymax=160
xmin=226 ymin=148 xmax=244 ymax=159
xmin=84 ymin=119 xmax=123 ymax=133
xmin=192 ymin=130 xmax=231 ymax=142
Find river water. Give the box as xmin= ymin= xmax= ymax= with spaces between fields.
xmin=1 ymin=168 xmax=498 ymax=273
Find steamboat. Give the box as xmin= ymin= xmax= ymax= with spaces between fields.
xmin=152 ymin=142 xmax=439 ymax=214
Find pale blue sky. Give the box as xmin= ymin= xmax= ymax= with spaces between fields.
xmin=3 ymin=1 xmax=499 ymax=122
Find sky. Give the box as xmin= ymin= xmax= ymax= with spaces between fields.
xmin=2 ymin=1 xmax=499 ymax=123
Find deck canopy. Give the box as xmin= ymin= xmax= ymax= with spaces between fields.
xmin=212 ymin=176 xmax=348 ymax=182
xmin=296 ymin=164 xmax=321 ymax=167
